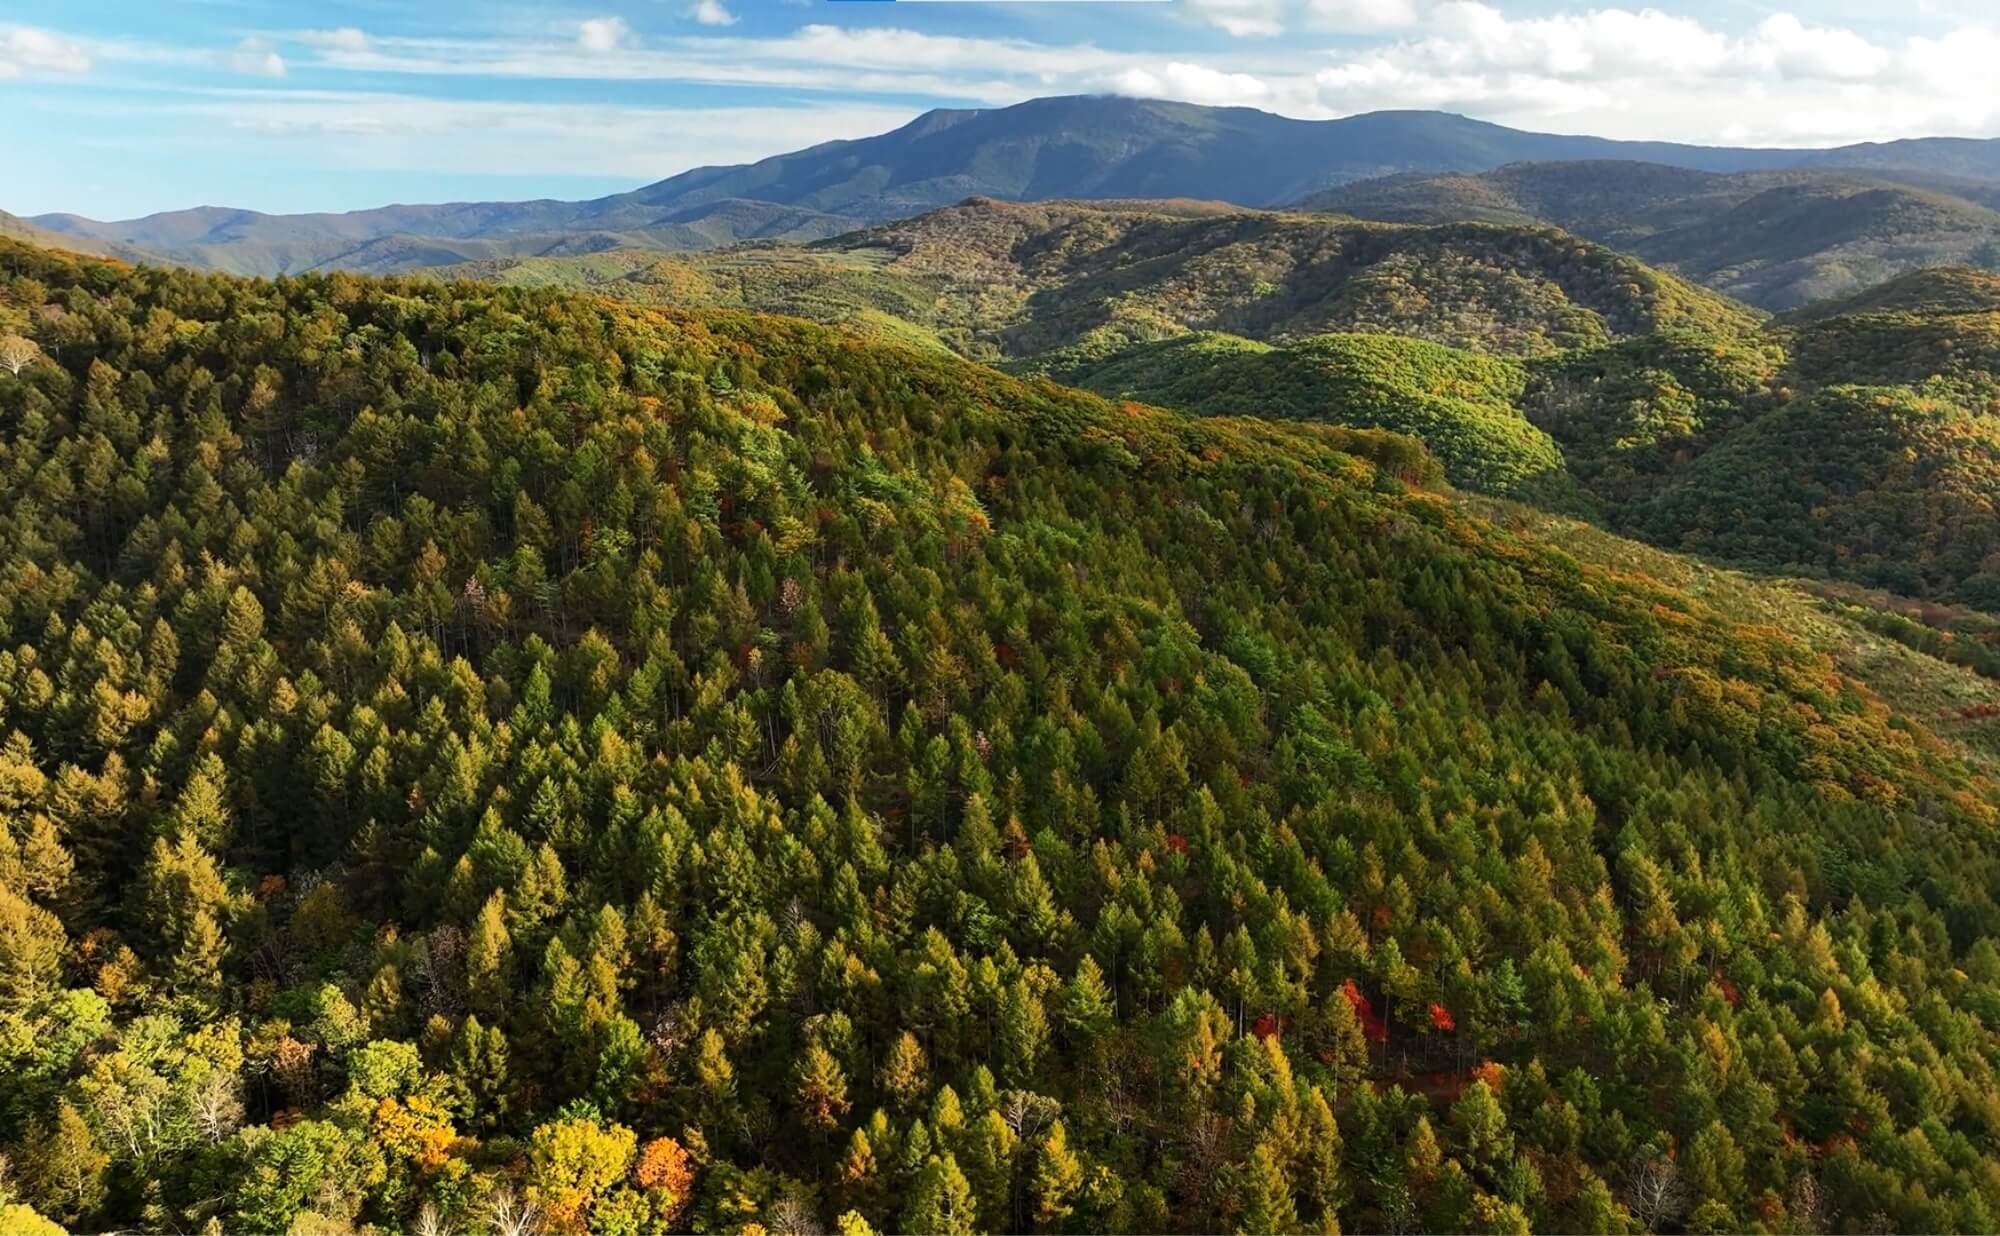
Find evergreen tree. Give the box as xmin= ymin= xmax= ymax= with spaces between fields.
xmin=901 ymin=1153 xmax=978 ymax=1236
xmin=1032 ymin=1119 xmax=1086 ymax=1230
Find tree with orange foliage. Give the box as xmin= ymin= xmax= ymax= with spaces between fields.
xmin=633 ymin=1135 xmax=696 ymax=1225
xmin=372 ymin=1096 xmax=456 ymax=1173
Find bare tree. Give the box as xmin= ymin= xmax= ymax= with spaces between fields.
xmin=1787 ymin=1172 xmax=1826 ymax=1235
xmin=0 ymin=334 xmax=36 ymax=377
xmin=416 ymin=925 xmax=466 ymax=1019
xmin=1623 ymin=1152 xmax=1690 ymax=1234
xmin=486 ymin=1186 xmax=543 ymax=1236
xmin=1174 ymin=1112 xmax=1235 ymax=1218
xmin=1000 ymin=1089 xmax=1060 ymax=1141
xmin=192 ymin=1070 xmax=246 ymax=1143
xmin=412 ymin=1201 xmax=455 ymax=1236
xmin=765 ymin=1197 xmax=823 ymax=1236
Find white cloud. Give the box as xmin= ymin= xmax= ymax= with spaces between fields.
xmin=687 ymin=0 xmax=738 ymax=28
xmin=1307 ymin=0 xmax=1422 ymax=34
xmin=1181 ymin=0 xmax=1286 ymax=38
xmin=288 ymin=24 xmax=1131 ymax=104
xmin=578 ymin=17 xmax=632 ymax=54
xmin=1183 ymin=0 xmax=1423 ymax=38
xmin=299 ymin=28 xmax=370 ymax=53
xmin=1744 ymin=14 xmax=1888 ymax=81
xmin=1 ymin=26 xmax=93 ymax=77
xmin=1419 ymin=3 xmax=1729 ymax=78
xmin=1303 ymin=5 xmax=1999 ymax=144
xmin=270 ymin=8 xmax=2000 ymax=152
xmin=1114 ymin=62 xmax=1272 ymax=106
xmin=226 ymin=37 xmax=286 ymax=78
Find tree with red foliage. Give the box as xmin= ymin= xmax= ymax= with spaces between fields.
xmin=1341 ymin=978 xmax=1389 ymax=1043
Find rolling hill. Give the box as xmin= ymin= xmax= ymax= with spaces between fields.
xmin=437 ymin=197 xmax=1764 ymax=363
xmin=1778 ymin=270 xmax=2000 ymax=405
xmin=1305 ymin=162 xmax=2000 ymax=309
xmin=431 ymin=204 xmax=2000 ymax=620
xmin=1783 ymin=266 xmax=2000 ymax=321
xmin=21 ymin=198 xmax=862 ymax=280
xmin=24 ymin=95 xmax=2000 ymax=278
xmin=1624 ymin=385 xmax=2000 ymax=605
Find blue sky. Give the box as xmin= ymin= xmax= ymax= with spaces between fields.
xmin=6 ymin=0 xmax=1997 ymax=220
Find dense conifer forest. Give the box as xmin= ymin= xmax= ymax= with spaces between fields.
xmin=2 ymin=236 xmax=2000 ymax=1235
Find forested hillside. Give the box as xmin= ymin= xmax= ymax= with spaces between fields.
xmin=3 ymin=239 xmax=2000 ymax=1235
xmin=1784 ymin=268 xmax=2000 ymax=322
xmin=1052 ymin=332 xmax=1578 ymax=506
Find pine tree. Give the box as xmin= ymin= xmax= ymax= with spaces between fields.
xmin=960 ymin=1109 xmax=1018 ymax=1227
xmin=0 ymin=881 xmax=65 ymax=1010
xmin=449 ymin=1014 xmax=511 ymax=1131
xmin=901 ymin=1153 xmax=977 ymax=1236
xmin=999 ymin=978 xmax=1049 ymax=1087
xmin=795 ymin=1043 xmax=853 ymax=1134
xmin=837 ymin=1127 xmax=882 ymax=1218
xmin=1236 ymin=1141 xmax=1300 ymax=1235
xmin=1449 ymin=1080 xmax=1512 ymax=1174
xmin=164 ymin=752 xmax=232 ymax=850
xmin=138 ymin=830 xmax=231 ymax=1003
xmin=20 ymin=1100 xmax=109 ymax=1225
xmin=465 ymin=890 xmax=514 ymax=1017
xmin=878 ymin=1030 xmax=929 ymax=1113
xmin=1061 ymin=955 xmax=1114 ymax=1044
xmin=1298 ymin=1086 xmax=1348 ymax=1228
xmin=1032 ymin=1119 xmax=1086 ymax=1230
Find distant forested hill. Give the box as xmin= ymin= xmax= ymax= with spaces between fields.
xmin=1305 ymin=161 xmax=2000 ymax=309
xmin=435 ymin=197 xmax=1761 ymax=362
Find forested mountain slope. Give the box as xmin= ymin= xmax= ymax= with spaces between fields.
xmin=1304 ymin=162 xmax=2000 ymax=310
xmin=1 ymin=240 xmax=1999 ymax=1234
xmin=1621 ymin=386 xmax=2000 ymax=605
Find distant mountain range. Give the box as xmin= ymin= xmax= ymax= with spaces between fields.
xmin=1303 ymin=162 xmax=2000 ymax=309
xmin=22 ymin=95 xmax=2000 ymax=280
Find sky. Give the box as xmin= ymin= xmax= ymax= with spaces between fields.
xmin=5 ymin=0 xmax=1997 ymax=220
